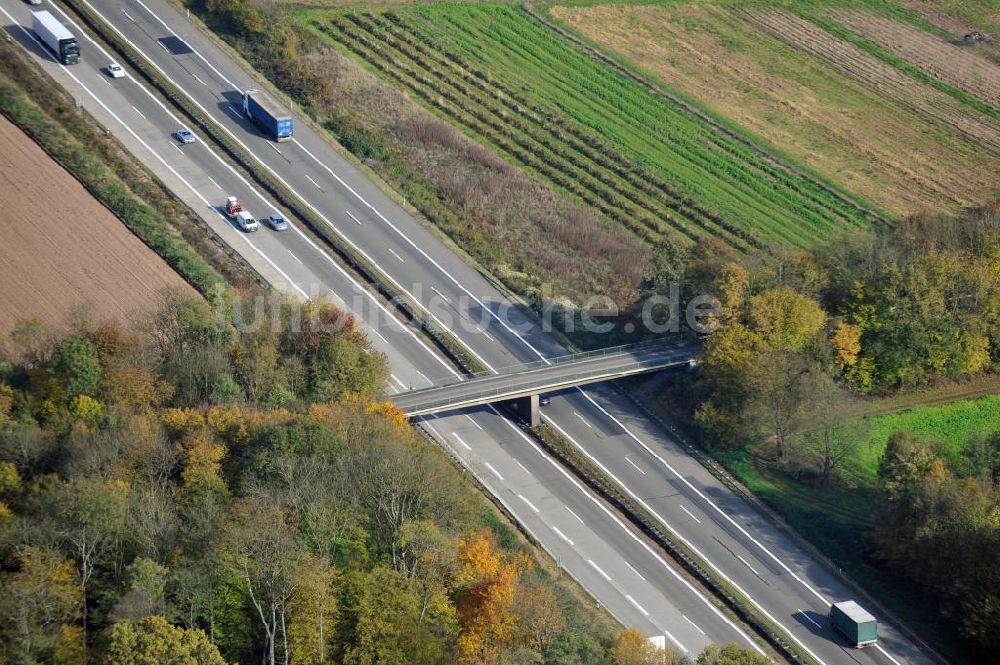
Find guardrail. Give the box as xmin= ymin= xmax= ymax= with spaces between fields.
xmin=61 ymin=0 xmax=490 ymax=378
xmin=398 ymin=350 xmax=695 ymax=415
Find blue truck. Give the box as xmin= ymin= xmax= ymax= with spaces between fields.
xmin=243 ymin=89 xmax=292 ymax=142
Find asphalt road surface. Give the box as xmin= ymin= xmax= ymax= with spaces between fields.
xmin=0 ymin=2 xmax=936 ymax=663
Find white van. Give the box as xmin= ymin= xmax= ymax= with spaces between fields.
xmin=235 ymin=210 xmax=259 ymax=232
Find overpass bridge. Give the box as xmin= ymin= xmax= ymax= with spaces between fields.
xmin=393 ymin=341 xmax=699 ymax=425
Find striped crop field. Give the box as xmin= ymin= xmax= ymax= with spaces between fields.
xmin=302 ymin=4 xmax=885 ymax=251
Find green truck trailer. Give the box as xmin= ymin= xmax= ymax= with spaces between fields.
xmin=830 ymin=600 xmax=878 ymax=648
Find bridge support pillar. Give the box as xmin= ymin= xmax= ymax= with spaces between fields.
xmin=502 ymin=394 xmax=540 ymax=428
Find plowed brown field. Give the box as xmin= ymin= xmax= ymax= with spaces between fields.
xmin=0 ymin=115 xmax=197 ymax=337
xmin=740 ymin=9 xmax=1000 ymax=153
xmin=824 ymin=9 xmax=1000 ymax=106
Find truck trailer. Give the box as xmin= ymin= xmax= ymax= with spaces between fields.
xmin=243 ymin=89 xmax=292 ymax=142
xmin=830 ymin=601 xmax=878 ymax=648
xmin=32 ymin=11 xmax=80 ymax=65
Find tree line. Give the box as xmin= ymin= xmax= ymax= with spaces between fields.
xmin=642 ymin=203 xmax=999 ymax=653
xmin=644 ymin=203 xmax=1000 ymax=478
xmin=0 ymin=288 xmax=764 ymax=665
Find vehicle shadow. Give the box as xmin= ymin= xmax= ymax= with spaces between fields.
xmin=792 ymin=609 xmax=831 ymax=639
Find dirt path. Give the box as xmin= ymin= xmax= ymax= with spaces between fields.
xmin=0 ymin=114 xmax=197 ymax=338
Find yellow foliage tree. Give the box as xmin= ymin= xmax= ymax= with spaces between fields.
xmin=455 ymin=530 xmax=532 ymax=664
xmin=749 ymin=287 xmax=826 ymax=352
xmin=830 ymin=320 xmax=862 ymax=369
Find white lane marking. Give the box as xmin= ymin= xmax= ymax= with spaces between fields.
xmin=575 ymin=388 xmax=834 ymax=608
xmin=191 ymin=71 xmax=206 ymax=86
xmin=171 ymin=142 xmax=183 ymax=154
xmin=44 ymin=1 xmax=459 ymax=386
xmin=2 ymin=9 xmax=310 ymax=304
xmin=415 ymin=369 xmax=430 ymax=384
xmin=131 ymin=104 xmax=146 ymax=119
xmin=662 ymin=629 xmax=687 ymax=653
xmin=797 ymin=610 xmax=822 ymax=629
xmin=388 ymin=248 xmax=405 ymax=263
xmin=574 ymin=412 xmax=592 ymax=428
xmin=624 ymin=456 xmax=646 ymax=475
xmin=327 ymin=289 xmax=344 ymax=303
xmin=369 ymin=327 xmax=388 ymax=344
xmin=59 ymin=3 xmax=815 ymax=658
xmin=683 ymin=615 xmax=706 ymax=636
xmin=565 ymin=506 xmax=585 ymax=525
xmin=225 ymin=105 xmax=241 ymax=119
xmin=679 ymin=505 xmax=702 ymax=524
xmin=483 ymin=462 xmax=503 ymax=481
xmin=512 ymin=458 xmax=533 ymax=477
xmin=206 ymin=175 xmax=221 ymax=190
xmin=452 ymin=432 xmax=472 ymax=451
xmin=587 ymin=559 xmax=611 ymax=581
xmin=465 ymin=414 xmax=483 ymax=430
xmin=122 ymin=9 xmax=135 ymax=22
xmin=345 ymin=210 xmax=362 ymax=225
xmin=305 ymin=174 xmax=322 ymax=189
xmin=533 ymin=415 xmax=769 ymax=657
xmin=431 ymin=286 xmax=450 ymax=302
xmin=288 ymin=250 xmax=303 ymax=264
xmin=737 ymin=554 xmax=761 ymax=577
xmin=625 ymin=595 xmax=649 ymax=616
xmin=117 ymin=0 xmax=509 ymax=375
xmin=477 ymin=325 xmax=495 ymax=342
xmin=136 ymin=0 xmax=508 ymax=376
xmin=551 ymin=526 xmax=574 ymax=546
xmin=875 ymin=644 xmax=904 ymax=665
xmin=518 ymin=494 xmax=540 ymax=513
xmin=390 ymin=374 xmax=405 ymax=389
xmin=268 ymin=143 xmax=282 ymax=155
xmin=625 ymin=561 xmax=646 ymax=581
xmin=133 ymin=0 xmax=239 ymax=89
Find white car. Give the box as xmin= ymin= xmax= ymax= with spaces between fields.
xmin=234 ymin=211 xmax=259 ymax=233
xmin=105 ymin=62 xmax=125 ymax=79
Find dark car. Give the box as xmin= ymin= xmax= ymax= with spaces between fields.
xmin=173 ymin=128 xmax=197 ymax=144
xmin=266 ymin=212 xmax=289 ymax=231
xmin=539 ymin=394 xmax=551 ymax=406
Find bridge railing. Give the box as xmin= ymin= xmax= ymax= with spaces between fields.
xmin=416 ymin=335 xmax=691 ymax=389
xmin=401 ymin=351 xmax=695 ymax=415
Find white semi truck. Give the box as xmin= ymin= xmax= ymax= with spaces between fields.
xmin=32 ymin=10 xmax=80 ymax=65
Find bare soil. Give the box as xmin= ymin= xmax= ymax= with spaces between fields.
xmin=824 ymin=8 xmax=1000 ymax=106
xmin=550 ymin=3 xmax=1000 ymax=217
xmin=0 ymin=114 xmax=197 ymax=337
xmin=740 ymin=9 xmax=1000 ymax=153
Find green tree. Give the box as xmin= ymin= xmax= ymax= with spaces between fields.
xmin=51 ymin=335 xmax=102 ymax=398
xmin=346 ymin=566 xmax=456 ymax=665
xmin=107 ymin=615 xmax=229 ymax=665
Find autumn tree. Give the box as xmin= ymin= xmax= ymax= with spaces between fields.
xmin=0 ymin=547 xmax=82 ymax=664
xmin=346 ymin=566 xmax=456 ymax=665
xmin=454 ymin=530 xmax=531 ymax=664
xmin=224 ymin=499 xmax=302 ymax=665
xmin=107 ymin=615 xmax=228 ymax=665
xmin=287 ymin=554 xmax=339 ymax=665
xmin=612 ymin=628 xmax=682 ymax=665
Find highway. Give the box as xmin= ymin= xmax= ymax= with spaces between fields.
xmin=0 ymin=0 xmax=760 ymax=655
xmin=394 ymin=343 xmax=698 ymax=415
xmin=1 ymin=1 xmax=935 ymax=662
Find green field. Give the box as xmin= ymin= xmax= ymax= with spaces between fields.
xmin=804 ymin=393 xmax=1000 ymax=483
xmin=302 ymin=3 xmax=884 ymax=251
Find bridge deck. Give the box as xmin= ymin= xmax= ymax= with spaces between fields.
xmin=393 ymin=344 xmax=698 ymax=416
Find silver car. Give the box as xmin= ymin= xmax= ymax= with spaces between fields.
xmin=173 ymin=128 xmax=197 ymax=144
